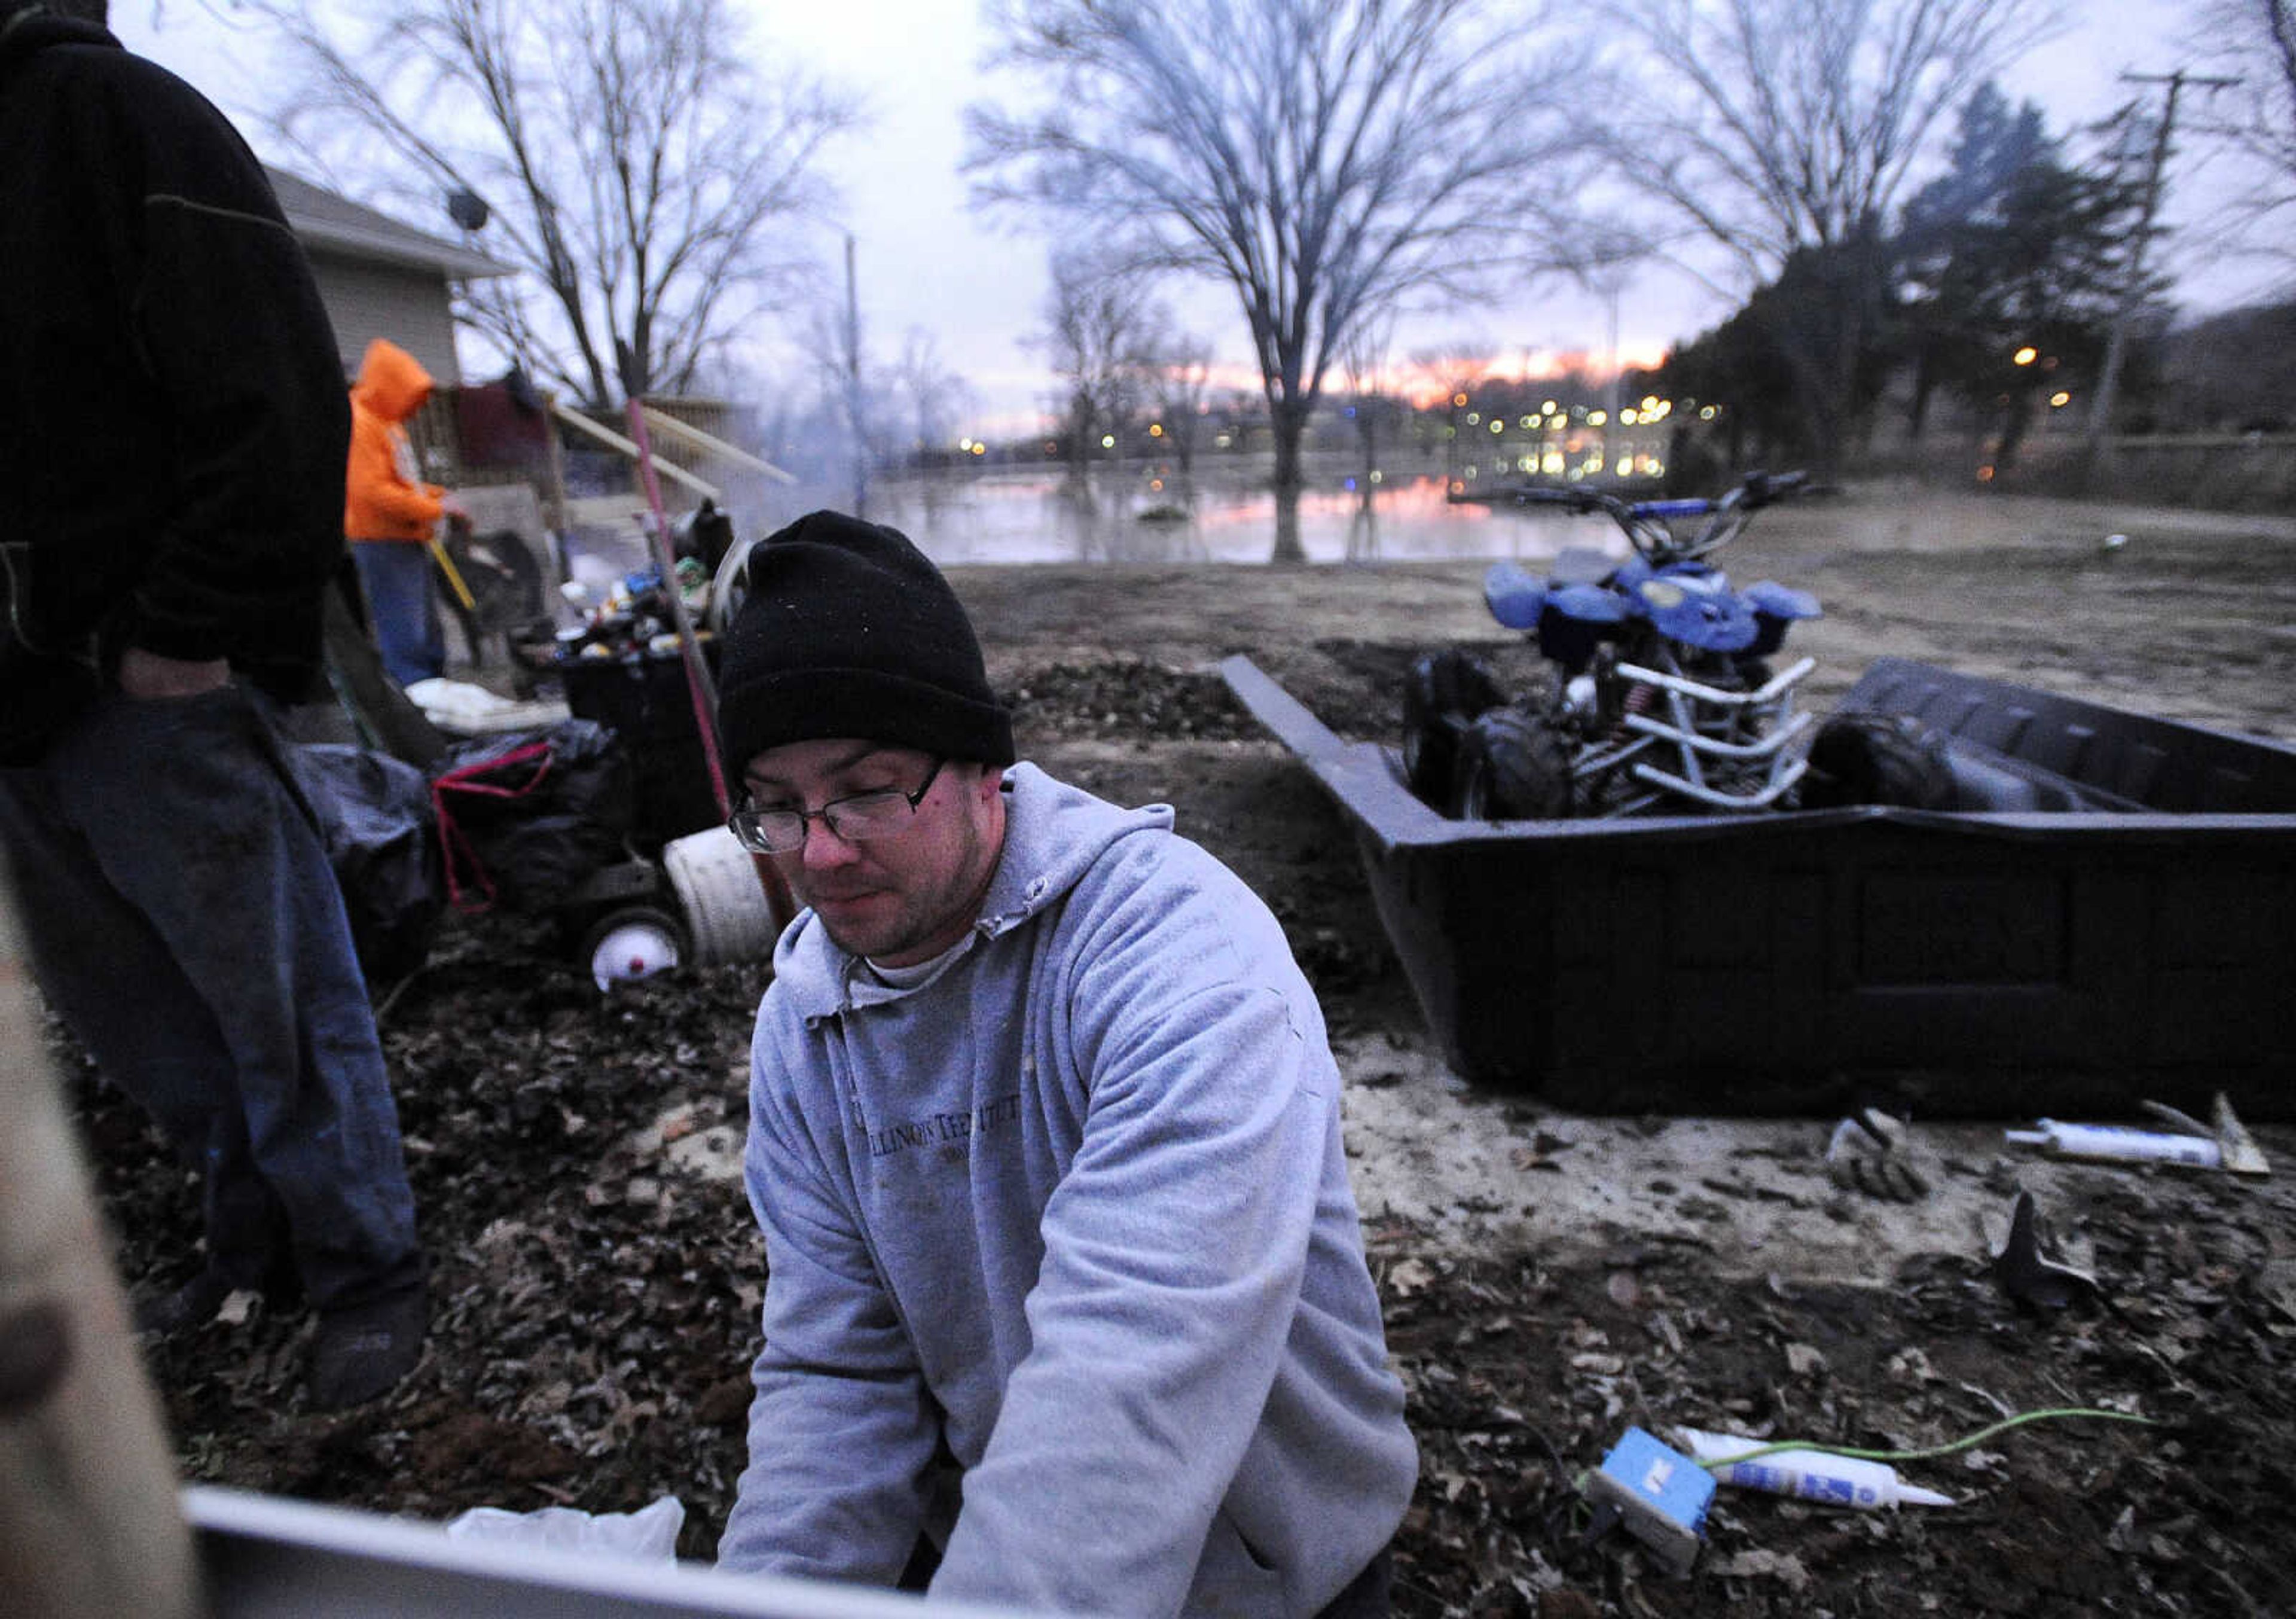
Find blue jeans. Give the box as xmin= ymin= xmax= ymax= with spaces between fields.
xmin=0 ymin=682 xmax=422 ymax=1310
xmin=352 ymin=539 xmax=445 ymax=687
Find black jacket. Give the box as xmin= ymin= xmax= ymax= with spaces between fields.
xmin=0 ymin=4 xmax=351 ymax=718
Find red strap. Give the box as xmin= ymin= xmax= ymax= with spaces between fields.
xmin=430 ymin=739 xmax=557 ymax=912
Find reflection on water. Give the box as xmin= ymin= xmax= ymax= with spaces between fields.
xmin=854 ymin=463 xmax=1601 ymax=566
xmin=563 ymin=459 xmax=1622 ymax=593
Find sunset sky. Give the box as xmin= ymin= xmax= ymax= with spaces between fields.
xmin=116 ymin=0 xmax=2282 ymax=436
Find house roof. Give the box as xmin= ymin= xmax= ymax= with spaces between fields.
xmin=267 ymin=168 xmax=516 ymax=280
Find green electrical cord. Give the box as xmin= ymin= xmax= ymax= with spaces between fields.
xmin=1695 ymin=1405 xmax=2161 ymax=1470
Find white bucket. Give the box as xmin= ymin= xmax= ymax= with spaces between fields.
xmin=584 ymin=907 xmax=684 ymax=991
xmin=662 ymin=825 xmax=782 ymax=966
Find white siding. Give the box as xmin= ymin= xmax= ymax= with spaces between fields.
xmin=307 ymin=251 xmax=465 ymax=386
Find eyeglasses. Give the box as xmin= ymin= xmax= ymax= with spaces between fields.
xmin=728 ymin=757 xmax=946 ymax=855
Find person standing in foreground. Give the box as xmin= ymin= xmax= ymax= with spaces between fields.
xmin=0 ymin=0 xmax=428 ymax=1408
xmin=713 ymin=510 xmax=1417 ymax=1617
xmin=345 ymin=336 xmax=463 ymax=688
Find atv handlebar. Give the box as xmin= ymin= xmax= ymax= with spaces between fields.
xmin=1506 ymin=470 xmax=1810 ymax=562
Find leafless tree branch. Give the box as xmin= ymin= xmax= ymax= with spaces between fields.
xmin=1614 ymin=0 xmax=2060 ymax=279
xmin=967 ymin=0 xmax=1609 ymax=500
xmin=245 ymin=0 xmax=860 ymax=407
xmin=890 ymin=329 xmax=979 ymax=455
xmin=2193 ymin=0 xmax=2296 ymax=286
xmin=1032 ymin=246 xmax=1167 ymax=472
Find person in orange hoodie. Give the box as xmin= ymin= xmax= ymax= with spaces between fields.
xmin=346 ymin=337 xmax=465 ymax=686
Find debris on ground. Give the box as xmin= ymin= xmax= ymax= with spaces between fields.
xmin=60 ymin=527 xmax=2296 ymax=1614
xmin=1825 ymin=1109 xmax=1933 ymax=1204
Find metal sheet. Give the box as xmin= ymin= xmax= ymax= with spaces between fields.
xmin=187 ymin=1487 xmax=1034 ymax=1619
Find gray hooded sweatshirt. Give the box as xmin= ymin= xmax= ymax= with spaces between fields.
xmin=718 ymin=764 xmax=1417 ymax=1617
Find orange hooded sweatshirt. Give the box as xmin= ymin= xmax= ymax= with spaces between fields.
xmin=344 ymin=337 xmax=445 ymax=543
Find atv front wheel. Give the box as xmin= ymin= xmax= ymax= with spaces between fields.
xmin=1451 ymin=706 xmax=1573 ymax=821
xmin=1402 ymin=649 xmax=1506 ymax=805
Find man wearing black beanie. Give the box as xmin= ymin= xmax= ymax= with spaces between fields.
xmin=715 ymin=510 xmax=1415 ymax=1617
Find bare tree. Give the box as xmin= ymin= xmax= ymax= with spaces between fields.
xmin=1143 ymin=334 xmax=1215 ymax=477
xmin=1615 ymin=0 xmax=2055 ymax=471
xmin=1034 ymin=247 xmax=1164 ymax=479
xmin=249 ymin=0 xmax=860 ymax=407
xmin=1413 ymin=340 xmax=1494 ymax=484
xmin=1412 ymin=343 xmax=1494 ymax=403
xmin=802 ymin=294 xmax=890 ymax=516
xmin=890 ymin=328 xmax=978 ymax=461
xmin=1619 ymin=0 xmax=2054 ymax=270
xmin=1336 ymin=312 xmax=1397 ymax=557
xmin=970 ymin=0 xmax=1605 ymax=559
xmin=1339 ymin=311 xmax=1399 ymax=479
xmin=2197 ymin=0 xmax=2296 ymax=280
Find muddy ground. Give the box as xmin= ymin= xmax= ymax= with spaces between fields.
xmin=71 ymin=481 xmax=2296 ymax=1614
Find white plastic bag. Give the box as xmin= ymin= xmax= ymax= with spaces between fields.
xmin=445 ymin=1495 xmax=685 ymax=1563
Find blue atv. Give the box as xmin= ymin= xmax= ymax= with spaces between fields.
xmin=1403 ymin=471 xmax=1838 ymax=820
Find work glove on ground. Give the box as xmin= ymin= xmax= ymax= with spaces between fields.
xmin=1824 ymin=1107 xmax=1938 ymax=1203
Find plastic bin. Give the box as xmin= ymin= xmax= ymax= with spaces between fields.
xmin=1223 ymin=655 xmax=2296 ymax=1118
xmin=559 ymin=647 xmax=726 ymax=846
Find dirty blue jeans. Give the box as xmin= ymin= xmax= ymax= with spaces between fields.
xmin=0 ymin=681 xmax=422 ymax=1311
xmin=352 ymin=539 xmax=445 ymax=688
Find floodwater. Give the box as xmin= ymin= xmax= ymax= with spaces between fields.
xmin=561 ymin=455 xmax=1622 ymax=599
xmin=819 ymin=458 xmax=1599 ymax=567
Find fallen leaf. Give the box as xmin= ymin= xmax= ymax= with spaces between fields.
xmin=1387 ymin=1257 xmax=1436 ymax=1296
xmin=1785 ymin=1342 xmax=1828 ymax=1378
xmin=1708 ymin=1548 xmax=1812 ymax=1592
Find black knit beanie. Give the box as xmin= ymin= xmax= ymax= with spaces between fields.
xmin=716 ymin=510 xmax=1015 ymax=772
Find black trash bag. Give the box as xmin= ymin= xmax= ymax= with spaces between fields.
xmin=429 ymin=718 xmax=634 ymax=912
xmin=295 ymin=743 xmax=445 ymax=984
xmin=672 ymin=497 xmax=736 ymax=575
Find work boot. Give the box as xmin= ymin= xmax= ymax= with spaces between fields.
xmin=308 ymin=1282 xmax=428 ymax=1411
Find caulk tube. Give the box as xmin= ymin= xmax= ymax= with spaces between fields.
xmin=2005 ymin=1120 xmax=2221 ymax=1168
xmin=1671 ymin=1428 xmax=1954 ymax=1510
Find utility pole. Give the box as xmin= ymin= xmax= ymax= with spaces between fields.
xmin=1563 ymin=233 xmax=1642 ymax=484
xmin=1603 ymin=279 xmax=1623 ymax=432
xmin=2082 ymin=68 xmax=2239 ymax=489
xmin=844 ymin=232 xmax=868 ymax=519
